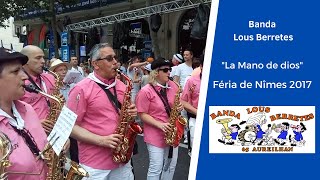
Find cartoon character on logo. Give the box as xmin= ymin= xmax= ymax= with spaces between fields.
xmin=217 ymin=118 xmax=241 ymax=145
xmin=238 ymin=124 xmax=257 ymax=146
xmin=289 ymin=123 xmax=307 ymax=146
xmin=274 ymin=122 xmax=290 ymax=145
xmin=245 ymin=113 xmax=270 ymax=145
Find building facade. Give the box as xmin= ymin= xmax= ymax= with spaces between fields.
xmin=0 ymin=17 xmax=24 ymax=52
xmin=14 ymin=0 xmax=210 ymax=60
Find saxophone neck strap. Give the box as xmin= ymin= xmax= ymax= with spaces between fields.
xmin=150 ymin=84 xmax=171 ymax=117
xmin=150 ymin=84 xmax=175 ymax=156
xmin=96 ymin=82 xmax=122 ymax=114
xmin=22 ymin=68 xmax=51 ymax=107
xmin=10 ymin=124 xmax=41 ymax=157
xmin=22 ymin=68 xmax=41 ymax=91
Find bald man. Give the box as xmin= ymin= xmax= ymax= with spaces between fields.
xmin=20 ymin=45 xmax=56 ymax=133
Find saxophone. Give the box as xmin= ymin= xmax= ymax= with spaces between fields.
xmin=164 ymin=81 xmax=187 ymax=148
xmin=0 ymin=132 xmax=12 ymax=180
xmin=24 ymin=67 xmax=88 ymax=180
xmin=112 ymin=69 xmax=143 ymax=163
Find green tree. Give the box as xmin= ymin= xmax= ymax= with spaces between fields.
xmin=0 ymin=0 xmax=76 ymax=57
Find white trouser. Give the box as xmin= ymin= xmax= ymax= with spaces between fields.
xmin=80 ymin=161 xmax=134 ymax=180
xmin=146 ymin=144 xmax=179 ymax=180
xmin=189 ymin=117 xmax=196 ymax=148
xmin=181 ymin=110 xmax=189 ymax=139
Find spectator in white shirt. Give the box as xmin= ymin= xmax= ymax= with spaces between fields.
xmin=70 ymin=56 xmax=85 ymax=77
xmin=173 ymin=49 xmax=194 ymax=88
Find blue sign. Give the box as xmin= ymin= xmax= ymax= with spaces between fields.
xmin=144 ymin=41 xmax=152 ymax=50
xmin=61 ymin=46 xmax=69 ymax=62
xmin=61 ymin=32 xmax=68 ymax=47
xmin=130 ymin=22 xmax=142 ymax=34
xmin=141 ymin=49 xmax=152 ymax=60
xmin=18 ymin=0 xmax=126 ymax=19
xmin=80 ymin=46 xmax=86 ymax=56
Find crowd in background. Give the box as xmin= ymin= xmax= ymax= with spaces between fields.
xmin=0 ymin=43 xmax=203 ymax=180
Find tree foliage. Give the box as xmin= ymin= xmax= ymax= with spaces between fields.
xmin=0 ymin=0 xmax=76 ymax=56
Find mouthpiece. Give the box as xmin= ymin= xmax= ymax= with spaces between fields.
xmin=23 ymin=84 xmax=39 ymax=93
xmin=43 ymin=66 xmax=49 ymax=71
xmin=115 ymin=69 xmax=121 ymax=73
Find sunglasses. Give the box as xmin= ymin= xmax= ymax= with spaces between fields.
xmin=96 ymin=55 xmax=118 ymax=62
xmin=158 ymin=67 xmax=172 ymax=73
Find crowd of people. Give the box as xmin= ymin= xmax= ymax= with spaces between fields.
xmin=0 ymin=43 xmax=203 ymax=180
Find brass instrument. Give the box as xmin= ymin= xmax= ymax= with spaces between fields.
xmin=65 ymin=161 xmax=89 ymax=180
xmin=216 ymin=118 xmax=233 ymax=140
xmin=0 ymin=132 xmax=12 ymax=180
xmin=164 ymin=81 xmax=187 ymax=148
xmin=24 ymin=67 xmax=88 ymax=180
xmin=113 ymin=69 xmax=143 ymax=163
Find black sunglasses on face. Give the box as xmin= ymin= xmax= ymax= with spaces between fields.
xmin=96 ymin=55 xmax=117 ymax=62
xmin=158 ymin=67 xmax=172 ymax=73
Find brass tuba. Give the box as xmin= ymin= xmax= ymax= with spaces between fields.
xmin=0 ymin=132 xmax=12 ymax=180
xmin=216 ymin=118 xmax=233 ymax=139
xmin=112 ymin=69 xmax=143 ymax=163
xmin=164 ymin=81 xmax=187 ymax=148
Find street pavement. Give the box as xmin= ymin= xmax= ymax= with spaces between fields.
xmin=132 ymin=135 xmax=191 ymax=180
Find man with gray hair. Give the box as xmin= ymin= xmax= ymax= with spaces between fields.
xmin=67 ymin=43 xmax=138 ymax=179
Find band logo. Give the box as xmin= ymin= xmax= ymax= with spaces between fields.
xmin=209 ymin=106 xmax=315 ymax=153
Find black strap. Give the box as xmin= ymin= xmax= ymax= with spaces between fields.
xmin=187 ymin=111 xmax=196 ymax=119
xmin=150 ymin=84 xmax=174 ymax=158
xmin=22 ymin=68 xmax=50 ymax=107
xmin=23 ymin=68 xmax=42 ymax=91
xmin=96 ymin=83 xmax=122 ymax=114
xmin=150 ymin=84 xmax=171 ymax=117
xmin=10 ymin=125 xmax=41 ymax=156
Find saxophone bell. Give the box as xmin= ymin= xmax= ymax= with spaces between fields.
xmin=164 ymin=81 xmax=187 ymax=147
xmin=112 ymin=68 xmax=142 ymax=163
xmin=0 ymin=132 xmax=12 ymax=180
xmin=65 ymin=160 xmax=89 ymax=180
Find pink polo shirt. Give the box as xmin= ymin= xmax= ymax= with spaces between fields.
xmin=67 ymin=74 xmax=126 ymax=170
xmin=135 ymin=81 xmax=179 ymax=148
xmin=181 ymin=74 xmax=201 ymax=110
xmin=20 ymin=73 xmax=55 ymax=120
xmin=0 ymin=100 xmax=48 ymax=180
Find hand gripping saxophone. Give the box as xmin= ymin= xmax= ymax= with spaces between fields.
xmin=0 ymin=132 xmax=12 ymax=180
xmin=164 ymin=81 xmax=187 ymax=148
xmin=112 ymin=69 xmax=143 ymax=163
xmin=24 ymin=67 xmax=88 ymax=180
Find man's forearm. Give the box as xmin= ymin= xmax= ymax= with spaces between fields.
xmin=71 ymin=125 xmax=102 ymax=146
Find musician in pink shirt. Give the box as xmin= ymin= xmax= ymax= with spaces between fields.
xmin=0 ymin=48 xmax=48 ymax=179
xmin=181 ymin=54 xmax=203 ymax=150
xmin=135 ymin=58 xmax=183 ymax=180
xmin=67 ymin=43 xmax=137 ymax=179
xmin=20 ymin=45 xmax=56 ymax=133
